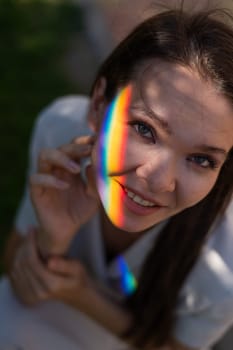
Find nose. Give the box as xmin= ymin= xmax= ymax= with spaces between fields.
xmin=136 ymin=152 xmax=177 ymax=193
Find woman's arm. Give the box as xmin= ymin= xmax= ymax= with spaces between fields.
xmin=48 ymin=258 xmax=194 ymax=350
xmin=68 ymin=287 xmax=194 ymax=349
xmin=68 ymin=281 xmax=132 ymax=335
xmin=3 ymin=230 xmax=131 ymax=334
xmin=4 ymin=234 xmax=193 ymax=350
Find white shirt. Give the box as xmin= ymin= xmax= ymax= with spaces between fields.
xmin=1 ymin=96 xmax=233 ymax=350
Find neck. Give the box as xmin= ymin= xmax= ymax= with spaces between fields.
xmin=100 ymin=208 xmax=143 ymax=262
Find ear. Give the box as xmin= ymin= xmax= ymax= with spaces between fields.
xmin=88 ymin=77 xmax=107 ymax=132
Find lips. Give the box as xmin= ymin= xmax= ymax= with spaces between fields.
xmin=119 ymin=182 xmax=164 ymax=207
xmin=115 ymin=181 xmax=165 ymax=216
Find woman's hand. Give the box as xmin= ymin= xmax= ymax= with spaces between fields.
xmin=10 ymin=229 xmax=90 ymax=306
xmin=30 ymin=135 xmax=98 ymax=255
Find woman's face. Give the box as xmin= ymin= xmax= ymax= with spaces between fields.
xmin=90 ymin=61 xmax=233 ymax=232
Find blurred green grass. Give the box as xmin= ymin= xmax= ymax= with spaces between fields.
xmin=0 ymin=0 xmax=85 ymax=264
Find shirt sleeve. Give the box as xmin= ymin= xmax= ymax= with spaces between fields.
xmin=173 ymin=247 xmax=233 ymax=349
xmin=14 ymin=95 xmax=90 ymax=235
xmin=174 ymin=298 xmax=233 ymax=349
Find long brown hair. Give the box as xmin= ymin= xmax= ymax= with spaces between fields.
xmin=92 ymin=7 xmax=233 ymax=348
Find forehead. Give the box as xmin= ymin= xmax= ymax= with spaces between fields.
xmin=130 ymin=60 xmax=233 ymax=148
xmin=132 ymin=60 xmax=217 ymax=115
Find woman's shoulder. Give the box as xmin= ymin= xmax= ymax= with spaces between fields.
xmin=37 ymin=95 xmax=90 ymax=127
xmin=33 ymin=95 xmax=91 ymax=148
xmin=180 ymin=202 xmax=233 ymax=315
xmin=175 ymin=231 xmax=233 ymax=349
xmin=206 ymin=198 xmax=233 ymax=283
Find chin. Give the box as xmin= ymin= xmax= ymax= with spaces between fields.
xmin=108 ymin=214 xmax=159 ymax=233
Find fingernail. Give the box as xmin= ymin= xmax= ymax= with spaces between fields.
xmin=68 ymin=161 xmax=80 ymax=173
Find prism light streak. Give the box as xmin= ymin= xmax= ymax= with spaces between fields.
xmin=97 ymin=84 xmax=137 ymax=295
xmin=97 ymin=85 xmax=132 ymax=227
xmin=117 ymin=256 xmax=138 ymax=296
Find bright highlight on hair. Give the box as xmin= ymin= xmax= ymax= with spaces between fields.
xmin=97 ymin=84 xmax=132 ymax=227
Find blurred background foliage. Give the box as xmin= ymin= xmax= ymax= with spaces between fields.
xmin=0 ymin=0 xmax=85 ymax=264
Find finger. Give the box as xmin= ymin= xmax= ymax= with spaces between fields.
xmin=59 ymin=143 xmax=92 ymax=161
xmin=72 ymin=135 xmax=96 ymax=146
xmin=29 ymin=231 xmax=68 ymax=296
xmin=30 ymin=173 xmax=70 ymax=190
xmin=38 ymin=148 xmax=81 ymax=174
xmin=47 ymin=259 xmax=83 ymax=296
xmin=23 ymin=267 xmax=49 ymax=302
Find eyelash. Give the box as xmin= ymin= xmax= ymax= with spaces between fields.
xmin=131 ymin=120 xmax=219 ymax=170
xmin=187 ymin=155 xmax=218 ymax=170
xmin=131 ymin=120 xmax=156 ymax=143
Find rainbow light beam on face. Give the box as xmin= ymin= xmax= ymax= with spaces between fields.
xmin=97 ymin=84 xmax=132 ymax=228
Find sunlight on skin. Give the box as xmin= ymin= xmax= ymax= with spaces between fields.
xmin=97 ymin=85 xmax=138 ymax=295
xmin=97 ymin=84 xmax=132 ymax=228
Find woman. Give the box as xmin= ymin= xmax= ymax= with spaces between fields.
xmin=2 ymin=7 xmax=233 ymax=350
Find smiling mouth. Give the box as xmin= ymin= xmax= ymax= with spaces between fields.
xmin=117 ymin=182 xmax=164 ymax=209
xmin=124 ymin=188 xmax=156 ymax=207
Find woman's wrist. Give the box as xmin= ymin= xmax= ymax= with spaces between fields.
xmin=35 ymin=228 xmax=69 ymax=262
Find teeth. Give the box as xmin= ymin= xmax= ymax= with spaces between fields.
xmin=125 ymin=190 xmax=155 ymax=207
xmin=127 ymin=191 xmax=135 ymax=199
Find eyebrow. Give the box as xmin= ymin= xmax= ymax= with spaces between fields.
xmin=131 ymin=105 xmax=228 ymax=158
xmin=196 ymin=145 xmax=227 ymax=158
xmin=131 ymin=105 xmax=173 ymax=135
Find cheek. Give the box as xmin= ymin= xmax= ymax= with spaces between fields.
xmin=179 ymin=174 xmax=218 ymax=208
xmin=93 ymin=128 xmax=139 ymax=174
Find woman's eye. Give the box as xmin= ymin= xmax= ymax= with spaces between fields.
xmin=187 ymin=155 xmax=217 ymax=169
xmin=133 ymin=122 xmax=154 ymax=141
